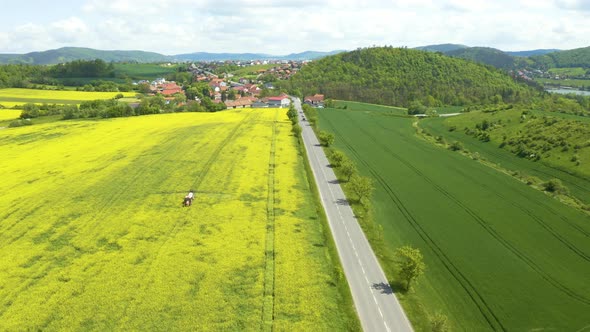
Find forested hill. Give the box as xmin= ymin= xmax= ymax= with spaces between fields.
xmin=0 ymin=47 xmax=170 ymax=65
xmin=530 ymin=46 xmax=590 ymax=69
xmin=445 ymin=47 xmax=526 ymax=70
xmin=288 ymin=47 xmax=535 ymax=107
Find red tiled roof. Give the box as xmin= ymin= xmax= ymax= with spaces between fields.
xmin=304 ymin=94 xmax=324 ymax=102
xmin=161 ymin=88 xmax=183 ymax=96
xmin=225 ymin=97 xmax=254 ymax=107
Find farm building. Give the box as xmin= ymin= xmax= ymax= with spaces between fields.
xmin=267 ymin=96 xmax=291 ymax=108
xmin=225 ymin=97 xmax=255 ymax=109
xmin=304 ymin=94 xmax=324 ymax=107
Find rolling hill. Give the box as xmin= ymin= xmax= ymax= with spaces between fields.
xmin=0 ymin=47 xmax=170 ymax=65
xmin=0 ymin=47 xmax=346 ymax=64
xmin=445 ymin=47 xmax=525 ymax=70
xmin=506 ymin=49 xmax=560 ymax=57
xmin=530 ymin=46 xmax=590 ymax=69
xmin=288 ymin=46 xmax=534 ymax=107
xmin=173 ymin=50 xmax=345 ymax=61
xmin=414 ymin=43 xmax=468 ymax=53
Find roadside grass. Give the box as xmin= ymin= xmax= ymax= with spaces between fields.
xmin=0 ymin=109 xmax=356 ymax=330
xmin=316 ymin=104 xmax=590 ymax=331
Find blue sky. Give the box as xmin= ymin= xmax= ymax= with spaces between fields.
xmin=0 ymin=0 xmax=589 ymax=54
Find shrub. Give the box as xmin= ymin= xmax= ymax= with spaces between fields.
xmin=542 ymin=178 xmax=569 ymax=195
xmin=449 ymin=141 xmax=463 ymax=151
xmin=8 ymin=119 xmax=33 ymax=127
xmin=430 ymin=312 xmax=449 ymax=332
xmin=20 ymin=103 xmax=40 ymax=119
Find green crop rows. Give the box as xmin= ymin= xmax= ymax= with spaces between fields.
xmin=317 ymin=105 xmax=590 ymax=331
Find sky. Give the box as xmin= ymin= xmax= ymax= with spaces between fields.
xmin=0 ymin=0 xmax=589 ymax=55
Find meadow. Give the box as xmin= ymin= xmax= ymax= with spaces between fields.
xmin=113 ymin=63 xmax=179 ymax=80
xmin=420 ymin=110 xmax=590 ymax=205
xmin=317 ymin=105 xmax=590 ymax=331
xmin=0 ymin=109 xmax=358 ymax=330
xmin=535 ymin=77 xmax=590 ymax=89
xmin=0 ymin=88 xmax=136 ymax=107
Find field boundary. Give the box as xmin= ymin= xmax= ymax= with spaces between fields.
xmin=262 ymin=110 xmax=278 ymax=331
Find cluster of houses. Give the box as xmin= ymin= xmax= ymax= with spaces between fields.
xmin=132 ymin=60 xmax=327 ymax=110
xmin=224 ymin=94 xmax=291 ymax=109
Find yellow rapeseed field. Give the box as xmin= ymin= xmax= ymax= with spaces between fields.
xmin=0 ymin=109 xmax=357 ymax=330
xmin=0 ymin=88 xmax=136 ymax=106
xmin=0 ymin=110 xmax=21 ymax=121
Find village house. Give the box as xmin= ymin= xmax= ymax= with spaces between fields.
xmin=304 ymin=94 xmax=325 ymax=107
xmin=159 ymin=82 xmax=184 ymax=96
xmin=225 ymin=97 xmax=256 ymax=109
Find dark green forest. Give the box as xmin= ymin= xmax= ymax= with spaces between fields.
xmin=286 ymin=47 xmax=536 ymax=107
xmin=445 ymin=47 xmax=527 ymax=70
xmin=530 ymin=46 xmax=590 ymax=69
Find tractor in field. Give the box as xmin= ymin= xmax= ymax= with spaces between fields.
xmin=182 ymin=190 xmax=195 ymax=207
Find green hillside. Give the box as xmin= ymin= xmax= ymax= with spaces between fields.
xmin=445 ymin=47 xmax=525 ymax=70
xmin=531 ymin=46 xmax=590 ymax=69
xmin=0 ymin=47 xmax=170 ymax=65
xmin=288 ymin=47 xmax=534 ymax=107
xmin=420 ymin=107 xmax=590 ymax=205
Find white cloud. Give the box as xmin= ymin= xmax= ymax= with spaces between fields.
xmin=50 ymin=17 xmax=89 ymax=43
xmin=0 ymin=0 xmax=589 ymax=54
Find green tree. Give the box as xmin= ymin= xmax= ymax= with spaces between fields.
xmin=174 ymin=93 xmax=187 ymax=104
xmin=331 ymin=150 xmax=345 ymax=167
xmin=341 ymin=160 xmax=357 ymax=182
xmin=319 ymin=131 xmax=335 ymax=146
xmin=228 ymin=89 xmax=237 ymax=100
xmin=408 ymin=100 xmax=427 ymax=115
xmin=348 ymin=175 xmax=373 ymax=204
xmin=395 ymin=246 xmax=425 ymax=291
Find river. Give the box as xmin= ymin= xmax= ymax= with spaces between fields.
xmin=545 ymin=88 xmax=590 ymax=96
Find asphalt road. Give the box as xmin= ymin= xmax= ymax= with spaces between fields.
xmin=293 ymin=98 xmax=413 ymax=332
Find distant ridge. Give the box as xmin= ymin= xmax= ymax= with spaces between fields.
xmin=506 ymin=49 xmax=560 ymax=57
xmin=529 ymin=46 xmax=590 ymax=68
xmin=414 ymin=44 xmax=468 ymax=53
xmin=0 ymin=47 xmax=170 ymax=65
xmin=0 ymin=47 xmax=346 ymax=64
xmin=445 ymin=47 xmax=524 ymax=70
xmin=173 ymin=50 xmax=346 ymax=61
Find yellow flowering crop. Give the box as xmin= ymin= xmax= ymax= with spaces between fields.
xmin=0 ymin=88 xmax=136 ymax=106
xmin=0 ymin=110 xmax=21 ymax=121
xmin=0 ymin=109 xmax=355 ymax=330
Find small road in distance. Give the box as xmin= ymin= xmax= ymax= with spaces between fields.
xmin=293 ymin=97 xmax=413 ymax=332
